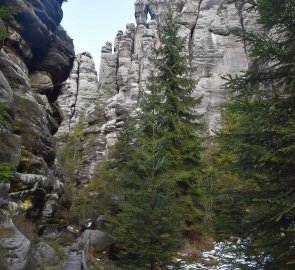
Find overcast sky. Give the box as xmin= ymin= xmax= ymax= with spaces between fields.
xmin=61 ymin=0 xmax=136 ymax=71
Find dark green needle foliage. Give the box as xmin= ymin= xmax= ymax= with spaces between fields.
xmin=217 ymin=0 xmax=295 ymax=269
xmin=151 ymin=12 xmax=204 ymax=235
xmin=106 ymin=12 xmax=204 ymax=270
xmin=0 ymin=7 xmax=15 ymax=41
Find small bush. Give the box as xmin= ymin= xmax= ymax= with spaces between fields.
xmin=0 ymin=7 xmax=15 ymax=21
xmin=57 ymin=232 xmax=75 ymax=246
xmin=0 ymin=163 xmax=15 ymax=183
xmin=180 ymin=233 xmax=213 ymax=260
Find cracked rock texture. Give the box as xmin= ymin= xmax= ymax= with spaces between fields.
xmin=57 ymin=0 xmax=258 ymax=184
xmin=0 ymin=1 xmax=74 ymax=267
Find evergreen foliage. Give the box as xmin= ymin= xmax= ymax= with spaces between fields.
xmin=0 ymin=163 xmax=14 ymax=183
xmin=0 ymin=101 xmax=5 ymax=124
xmin=0 ymin=101 xmax=14 ymax=183
xmin=217 ymin=0 xmax=295 ymax=268
xmin=57 ymin=114 xmax=85 ymax=185
xmin=0 ymin=7 xmax=15 ymax=21
xmin=151 ymin=12 xmax=204 ymax=234
xmin=106 ymin=12 xmax=204 ymax=269
xmin=0 ymin=7 xmax=15 ymax=41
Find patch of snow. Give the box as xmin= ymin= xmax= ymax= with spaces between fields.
xmin=173 ymin=241 xmax=257 ymax=270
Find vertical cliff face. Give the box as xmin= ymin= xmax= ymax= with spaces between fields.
xmin=56 ymin=52 xmax=106 ymax=183
xmin=99 ymin=0 xmax=258 ymax=144
xmin=57 ymin=0 xmax=258 ymax=184
xmin=0 ymin=1 xmax=74 ymax=267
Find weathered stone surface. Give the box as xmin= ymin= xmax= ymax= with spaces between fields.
xmin=56 ymin=0 xmax=258 ymax=185
xmin=31 ymin=26 xmax=75 ymax=90
xmin=71 ymin=229 xmax=111 ymax=253
xmin=26 ymin=242 xmax=58 ymax=269
xmin=0 ymin=183 xmax=10 ymax=208
xmin=57 ymin=52 xmax=100 ymax=136
xmin=0 ymin=0 xmax=73 ymax=241
xmin=0 ymin=0 xmax=64 ymax=49
xmin=30 ymin=71 xmax=53 ymax=95
xmin=0 ymin=0 xmax=74 ymax=268
xmin=0 ymin=211 xmax=31 ymax=270
xmin=91 ymin=214 xmax=107 ymax=231
xmin=56 ymin=51 xmax=106 ymax=183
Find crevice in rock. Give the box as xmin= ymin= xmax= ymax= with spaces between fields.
xmin=116 ymin=56 xmax=120 ymax=93
xmin=68 ymin=55 xmax=81 ymax=132
xmin=177 ymin=1 xmax=185 ymax=13
xmin=236 ymin=1 xmax=249 ymax=61
xmin=147 ymin=4 xmax=155 ymax=22
xmin=189 ymin=0 xmax=202 ymax=68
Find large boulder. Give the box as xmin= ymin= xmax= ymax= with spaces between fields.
xmin=26 ymin=242 xmax=59 ymax=269
xmin=0 ymin=211 xmax=31 ymax=270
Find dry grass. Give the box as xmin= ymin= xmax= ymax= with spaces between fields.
xmin=12 ymin=215 xmax=37 ymax=242
xmin=180 ymin=232 xmax=214 ymax=260
xmin=0 ymin=227 xmax=14 ymax=238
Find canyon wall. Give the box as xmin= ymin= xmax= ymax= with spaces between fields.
xmin=0 ymin=0 xmax=74 ymax=268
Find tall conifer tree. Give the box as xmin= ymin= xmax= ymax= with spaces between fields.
xmin=217 ymin=0 xmax=295 ymax=268
xmin=107 ymin=12 xmax=204 ymax=269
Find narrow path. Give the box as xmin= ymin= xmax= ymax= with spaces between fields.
xmin=61 ymin=252 xmax=82 ymax=270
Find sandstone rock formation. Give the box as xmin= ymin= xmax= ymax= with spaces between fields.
xmin=56 ymin=0 xmax=258 ymax=185
xmin=0 ymin=1 xmax=74 ymax=267
xmin=56 ymin=52 xmax=106 ymax=184
xmin=0 ymin=211 xmax=31 ymax=270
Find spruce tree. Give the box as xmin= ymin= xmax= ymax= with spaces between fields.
xmin=217 ymin=0 xmax=295 ymax=268
xmin=106 ymin=12 xmax=204 ymax=269
xmin=152 ymin=12 xmax=204 ymax=235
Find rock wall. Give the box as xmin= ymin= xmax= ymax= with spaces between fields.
xmin=56 ymin=52 xmax=106 ymax=184
xmin=57 ymin=0 xmax=258 ymax=184
xmin=0 ymin=0 xmax=74 ymax=268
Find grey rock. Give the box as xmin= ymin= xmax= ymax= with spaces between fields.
xmin=0 ymin=0 xmax=73 ymax=234
xmin=71 ymin=230 xmax=111 ymax=253
xmin=42 ymin=224 xmax=61 ymax=240
xmin=0 ymin=182 xmax=10 ymax=208
xmin=56 ymin=51 xmax=106 ymax=183
xmin=0 ymin=211 xmax=31 ymax=270
xmin=5 ymin=27 xmax=32 ymax=61
xmin=57 ymin=52 xmax=100 ymax=136
xmin=30 ymin=71 xmax=54 ymax=95
xmin=36 ymin=242 xmax=58 ymax=265
xmin=101 ymin=41 xmax=113 ymax=53
xmin=31 ymin=26 xmax=75 ymax=89
xmin=26 ymin=242 xmax=58 ymax=269
xmin=56 ymin=0 xmax=258 ymax=184
xmin=0 ymin=0 xmax=63 ymax=48
xmin=91 ymin=215 xmax=107 ymax=231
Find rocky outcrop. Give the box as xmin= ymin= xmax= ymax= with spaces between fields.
xmin=57 ymin=52 xmax=100 ymax=136
xmin=0 ymin=211 xmax=31 ymax=270
xmin=0 ymin=0 xmax=74 ymax=242
xmin=56 ymin=0 xmax=258 ymax=184
xmin=71 ymin=229 xmax=111 ymax=253
xmin=56 ymin=52 xmax=106 ymax=184
xmin=98 ymin=0 xmax=257 ymax=146
xmin=26 ymin=242 xmax=59 ymax=269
